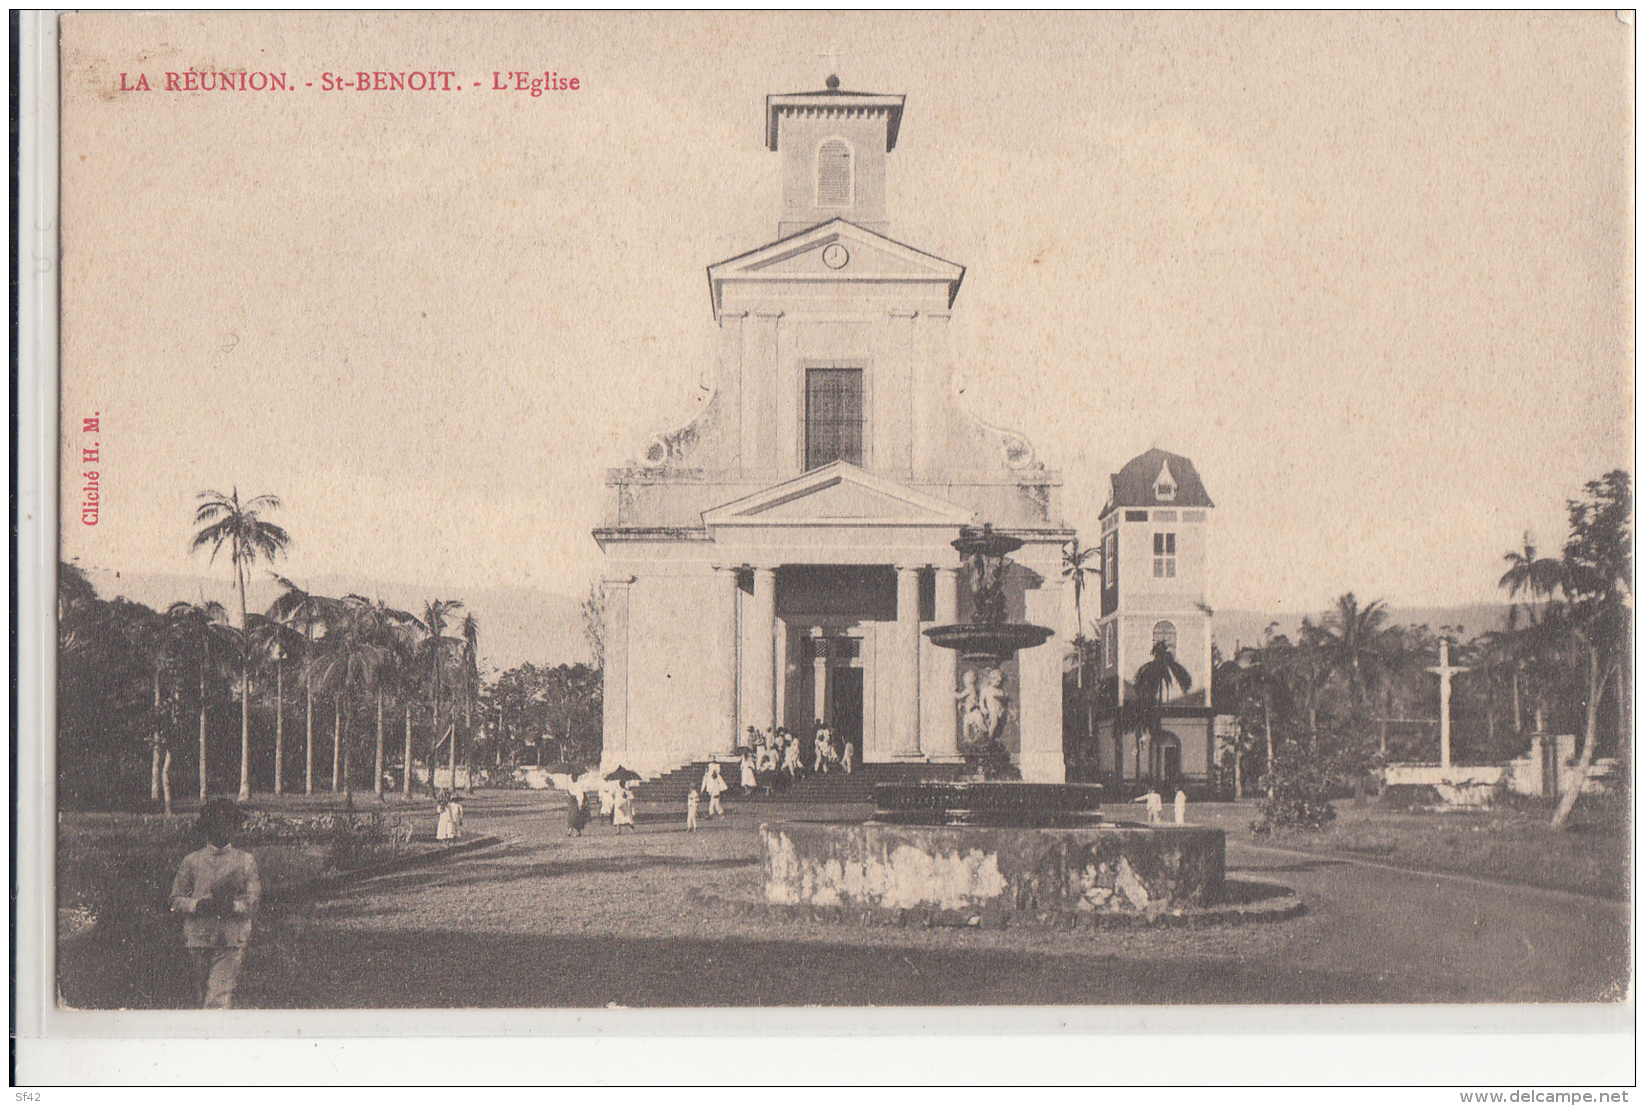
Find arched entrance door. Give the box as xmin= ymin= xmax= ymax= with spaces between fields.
xmin=1150 ymin=732 xmax=1183 ymax=791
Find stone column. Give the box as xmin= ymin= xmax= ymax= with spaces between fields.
xmin=1017 ymin=572 xmax=1067 ymax=783
xmin=925 ymin=566 xmax=961 ymax=760
xmin=811 ymin=631 xmax=829 ymax=726
xmin=600 ymin=576 xmax=635 ymax=769
xmin=892 ymin=565 xmax=923 ymax=757
xmin=713 ymin=566 xmax=740 ymax=754
xmin=749 ymin=566 xmax=778 ymax=735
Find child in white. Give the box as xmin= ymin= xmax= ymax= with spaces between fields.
xmin=702 ymin=762 xmax=727 ymax=816
xmin=686 ymin=788 xmax=700 ymax=831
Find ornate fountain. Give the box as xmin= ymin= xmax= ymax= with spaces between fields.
xmin=923 ymin=523 xmax=1055 ymax=779
xmin=759 ymin=523 xmax=1228 ymax=923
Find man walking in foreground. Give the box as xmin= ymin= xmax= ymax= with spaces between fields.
xmin=169 ymin=797 xmax=261 ymax=1008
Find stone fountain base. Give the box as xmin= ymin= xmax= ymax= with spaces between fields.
xmin=761 ymin=820 xmax=1226 ymax=919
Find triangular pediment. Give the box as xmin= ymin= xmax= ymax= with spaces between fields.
xmin=707 ymin=220 xmax=965 ymax=319
xmin=703 ymin=462 xmax=976 ymax=528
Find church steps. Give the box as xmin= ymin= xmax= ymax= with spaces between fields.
xmin=629 ymin=760 xmax=963 ymax=807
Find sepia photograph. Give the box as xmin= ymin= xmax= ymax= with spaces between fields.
xmin=20 ymin=8 xmax=1634 ymax=1085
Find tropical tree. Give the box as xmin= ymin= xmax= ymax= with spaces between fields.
xmin=348 ymin=595 xmax=418 ymax=799
xmin=191 ymin=488 xmax=290 ymax=800
xmin=1548 ymin=471 xmax=1631 ymax=829
xmin=1235 ymin=626 xmax=1296 ymax=777
xmin=312 ymin=595 xmax=399 ymax=798
xmin=1288 ymin=619 xmax=1333 ymax=750
xmin=1121 ymin=639 xmax=1193 ymax=784
xmin=165 ymin=599 xmax=239 ymax=800
xmin=247 ymin=613 xmax=304 ymax=794
xmin=580 ymin=583 xmax=606 ymax=671
xmin=414 ymin=599 xmax=465 ymax=795
xmin=1499 ymin=531 xmax=1565 ymax=615
xmin=1062 ymin=537 xmax=1103 ymax=747
xmin=269 ymin=577 xmax=336 ymax=796
xmin=459 ymin=612 xmax=482 ymax=787
xmin=1318 ymin=593 xmax=1392 ymax=723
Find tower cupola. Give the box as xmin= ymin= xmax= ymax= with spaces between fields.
xmin=766 ymin=77 xmax=905 ymax=237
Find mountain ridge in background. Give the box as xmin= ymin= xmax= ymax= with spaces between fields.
xmin=76 ymin=566 xmax=1513 ymax=672
xmin=1211 ymin=604 xmax=1516 ymax=654
xmin=72 ymin=567 xmax=591 ymax=671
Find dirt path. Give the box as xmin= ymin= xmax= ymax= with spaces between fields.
xmin=210 ymin=790 xmax=1630 ymax=1009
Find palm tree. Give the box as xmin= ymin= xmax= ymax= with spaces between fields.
xmin=414 ymin=599 xmax=465 ymax=794
xmin=1499 ymin=532 xmax=1564 ymax=614
xmin=165 ymin=599 xmax=238 ymax=800
xmin=313 ymin=595 xmax=405 ymax=796
xmin=248 ymin=613 xmax=304 ymax=794
xmin=1319 ymin=593 xmax=1393 ymax=732
xmin=1061 ymin=538 xmax=1101 ymax=641
xmin=459 ymin=612 xmax=481 ymax=789
xmin=1289 ymin=619 xmax=1333 ymax=751
xmin=269 ymin=577 xmax=336 ymax=796
xmin=346 ymin=596 xmax=418 ymax=799
xmin=191 ymin=488 xmax=290 ymax=800
xmin=1061 ymin=538 xmax=1102 ymax=749
xmin=1122 ymin=639 xmax=1193 ymax=784
xmin=1236 ymin=626 xmax=1295 ymax=776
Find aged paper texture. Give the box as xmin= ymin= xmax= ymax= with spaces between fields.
xmin=33 ymin=8 xmax=1634 ymax=1085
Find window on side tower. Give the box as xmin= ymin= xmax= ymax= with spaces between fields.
xmin=806 ymin=366 xmax=864 ymax=469
xmin=1153 ymin=532 xmax=1176 ymax=578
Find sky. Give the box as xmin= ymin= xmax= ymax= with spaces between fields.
xmin=56 ymin=11 xmax=1633 ymax=665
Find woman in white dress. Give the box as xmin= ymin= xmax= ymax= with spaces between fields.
xmin=740 ymin=753 xmax=759 ymax=794
xmin=612 ymin=785 xmax=636 ymax=833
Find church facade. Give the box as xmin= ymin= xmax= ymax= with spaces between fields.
xmin=593 ymin=79 xmax=1075 ymax=781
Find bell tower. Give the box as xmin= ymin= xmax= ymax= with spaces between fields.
xmin=766 ymin=76 xmax=905 ymax=237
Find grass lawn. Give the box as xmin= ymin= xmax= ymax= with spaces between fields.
xmin=52 ymin=786 xmax=1630 ymax=1009
xmin=55 ymin=792 xmax=451 ymax=1009
xmin=1192 ymin=793 xmax=1631 ymax=901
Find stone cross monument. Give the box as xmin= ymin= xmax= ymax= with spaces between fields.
xmin=1427 ymin=638 xmax=1470 ymax=769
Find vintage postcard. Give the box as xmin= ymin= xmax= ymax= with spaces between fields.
xmin=20 ymin=9 xmax=1635 ymax=1086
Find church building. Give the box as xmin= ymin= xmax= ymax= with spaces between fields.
xmin=592 ymin=78 xmax=1076 ymax=781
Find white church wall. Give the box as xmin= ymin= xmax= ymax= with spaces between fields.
xmin=625 ymin=571 xmax=725 ymax=773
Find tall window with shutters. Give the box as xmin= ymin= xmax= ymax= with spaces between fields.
xmin=805 ymin=366 xmax=865 ymax=470
xmin=816 ymin=138 xmax=853 ymax=207
xmin=1153 ymin=532 xmax=1177 ymax=578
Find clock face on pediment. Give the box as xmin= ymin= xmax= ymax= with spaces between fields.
xmin=706 ymin=220 xmax=965 ymax=318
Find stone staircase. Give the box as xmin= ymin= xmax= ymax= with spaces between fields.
xmin=630 ymin=760 xmax=964 ymax=808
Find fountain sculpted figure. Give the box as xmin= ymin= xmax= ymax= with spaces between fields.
xmin=956 ymin=666 xmax=1010 ymax=755
xmin=956 ymin=670 xmax=988 ymax=751
xmin=978 ymin=667 xmax=1009 ymax=743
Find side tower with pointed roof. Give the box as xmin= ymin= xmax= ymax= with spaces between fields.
xmin=1089 ymin=448 xmax=1217 ymax=796
xmin=593 ymin=78 xmax=1071 ymax=781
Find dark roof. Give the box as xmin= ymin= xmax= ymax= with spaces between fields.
xmin=766 ymin=88 xmax=906 ymax=151
xmin=1102 ymin=449 xmax=1214 ymax=514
